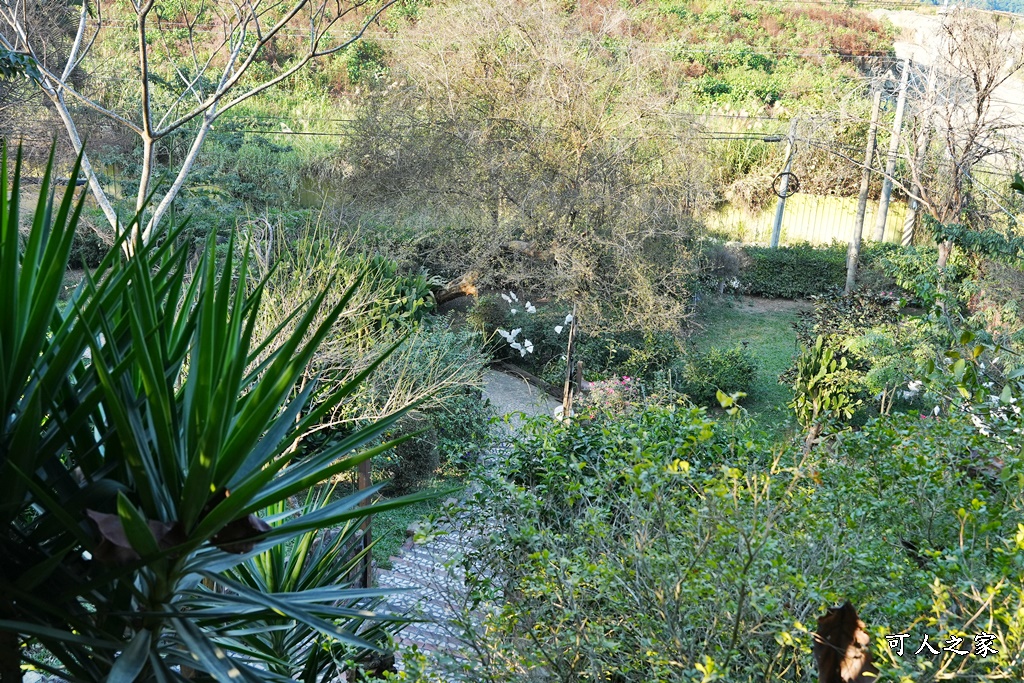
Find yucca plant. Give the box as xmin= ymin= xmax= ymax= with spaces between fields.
xmin=0 ymin=144 xmax=427 ymax=682
xmin=220 ymin=483 xmax=403 ymax=682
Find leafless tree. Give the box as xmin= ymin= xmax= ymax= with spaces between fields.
xmin=1 ymin=0 xmax=397 ymax=246
xmin=905 ymin=8 xmax=1024 ymax=268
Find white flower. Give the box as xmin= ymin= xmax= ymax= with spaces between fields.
xmin=554 ymin=325 xmax=564 ymax=334
xmin=497 ymin=328 xmax=511 ymax=341
xmin=908 ymin=380 xmax=923 ymax=392
xmin=730 ymin=278 xmax=741 ymax=289
xmin=520 ymin=346 xmax=528 ymax=357
xmin=933 ymin=405 xmax=941 ymax=416
xmin=510 ymin=342 xmax=522 ymax=351
xmin=564 ymin=313 xmax=573 ymax=325
xmin=525 ymin=302 xmax=536 ymax=314
xmin=509 ymin=291 xmax=519 ymax=302
xmin=523 ymin=339 xmax=534 ymax=354
xmin=510 ymin=308 xmax=518 ymax=315
xmin=510 ymin=328 xmax=521 ymax=340
xmin=501 ymin=293 xmax=511 ymax=304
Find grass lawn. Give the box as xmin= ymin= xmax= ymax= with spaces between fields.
xmin=369 ymin=473 xmax=465 ymax=570
xmin=690 ymin=294 xmax=809 ymax=433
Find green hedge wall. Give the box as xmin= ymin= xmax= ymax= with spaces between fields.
xmin=741 ymin=243 xmax=846 ymax=298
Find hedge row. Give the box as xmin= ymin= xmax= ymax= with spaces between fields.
xmin=741 ymin=243 xmax=847 ymax=298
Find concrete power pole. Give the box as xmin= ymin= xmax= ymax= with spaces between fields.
xmin=846 ymin=91 xmax=883 ymax=295
xmin=873 ymin=58 xmax=911 ymax=242
xmin=902 ymin=65 xmax=938 ymax=246
xmin=769 ymin=118 xmax=799 ymax=248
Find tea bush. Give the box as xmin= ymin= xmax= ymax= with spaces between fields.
xmin=575 ymin=329 xmax=682 ymax=381
xmin=450 ymin=405 xmax=1024 ymax=682
xmin=428 ymin=389 xmax=494 ymax=466
xmin=741 ymin=243 xmax=847 ymax=298
xmin=863 ymin=242 xmax=972 ymax=308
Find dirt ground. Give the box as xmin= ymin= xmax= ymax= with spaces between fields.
xmin=726 ymin=294 xmax=813 ymax=314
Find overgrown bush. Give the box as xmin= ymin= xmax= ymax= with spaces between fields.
xmin=863 ymin=242 xmax=972 ymax=308
xmin=741 ymin=243 xmax=847 ymax=298
xmin=696 ymin=237 xmax=747 ymax=295
xmin=673 ymin=344 xmax=757 ymax=406
xmin=247 ymin=224 xmax=486 ymax=433
xmin=794 ymin=290 xmax=902 ymax=348
xmin=480 ymin=295 xmax=682 ymax=384
xmin=70 ymin=225 xmax=110 ymax=268
xmin=575 ymin=329 xmax=682 ymax=382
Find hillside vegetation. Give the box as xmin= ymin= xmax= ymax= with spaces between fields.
xmin=5 ymin=1 xmax=898 ymax=334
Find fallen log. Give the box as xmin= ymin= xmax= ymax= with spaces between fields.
xmin=433 ymin=272 xmax=479 ymax=305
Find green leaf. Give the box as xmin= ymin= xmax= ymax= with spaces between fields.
xmin=107 ymin=629 xmax=152 ymax=683
xmin=117 ymin=492 xmax=162 ymax=559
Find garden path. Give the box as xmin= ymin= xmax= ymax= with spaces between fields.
xmin=374 ymin=370 xmax=557 ymax=678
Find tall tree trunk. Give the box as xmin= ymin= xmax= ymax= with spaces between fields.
xmin=937 ymin=239 xmax=953 ymax=271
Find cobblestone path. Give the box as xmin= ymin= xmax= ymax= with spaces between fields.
xmin=373 ymin=370 xmax=558 ymax=677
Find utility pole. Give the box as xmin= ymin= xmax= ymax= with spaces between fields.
xmin=770 ymin=118 xmax=799 ymax=248
xmin=846 ymin=91 xmax=882 ymax=295
xmin=873 ymin=58 xmax=911 ymax=242
xmin=902 ymin=64 xmax=937 ymax=246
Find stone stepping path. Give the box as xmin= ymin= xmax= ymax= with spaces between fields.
xmin=373 ymin=370 xmax=555 ymax=677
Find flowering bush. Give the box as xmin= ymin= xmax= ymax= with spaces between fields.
xmin=578 ymin=375 xmax=639 ymax=414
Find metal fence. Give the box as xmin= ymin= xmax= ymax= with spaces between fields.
xmin=702 ymin=194 xmax=910 ymax=246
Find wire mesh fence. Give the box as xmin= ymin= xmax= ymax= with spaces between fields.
xmin=702 ymin=193 xmax=910 ymax=246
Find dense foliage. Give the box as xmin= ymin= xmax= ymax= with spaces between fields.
xmin=741 ymin=243 xmax=847 ymax=298
xmin=450 ymin=403 xmax=1024 ymax=682
xmin=0 ymin=146 xmax=423 ymax=681
xmin=673 ymin=345 xmax=759 ymax=406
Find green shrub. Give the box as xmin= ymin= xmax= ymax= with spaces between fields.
xmin=448 ymin=403 xmax=1024 ymax=682
xmin=383 ymin=412 xmax=440 ymax=494
xmin=70 ymin=225 xmax=110 ymax=267
xmin=428 ymin=390 xmax=494 ymax=466
xmin=466 ymin=294 xmax=508 ymax=338
xmin=793 ymin=290 xmax=902 ymax=348
xmin=673 ymin=344 xmax=757 ymax=406
xmin=863 ymin=242 xmax=971 ymax=308
xmin=575 ymin=329 xmax=681 ymax=381
xmin=789 ymin=336 xmax=862 ymax=443
xmin=352 ymin=316 xmax=490 ymax=420
xmin=741 ymin=243 xmax=846 ymax=298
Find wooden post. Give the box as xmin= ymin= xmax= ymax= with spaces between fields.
xmin=561 ymin=304 xmax=577 ymax=418
xmin=358 ymin=459 xmax=372 ymax=588
xmin=770 ymin=118 xmax=799 ymax=248
xmin=846 ymin=91 xmax=882 ymax=295
xmin=873 ymin=59 xmax=910 ymax=242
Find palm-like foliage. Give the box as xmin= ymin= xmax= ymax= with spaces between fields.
xmin=0 ymin=144 xmax=424 ymax=682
